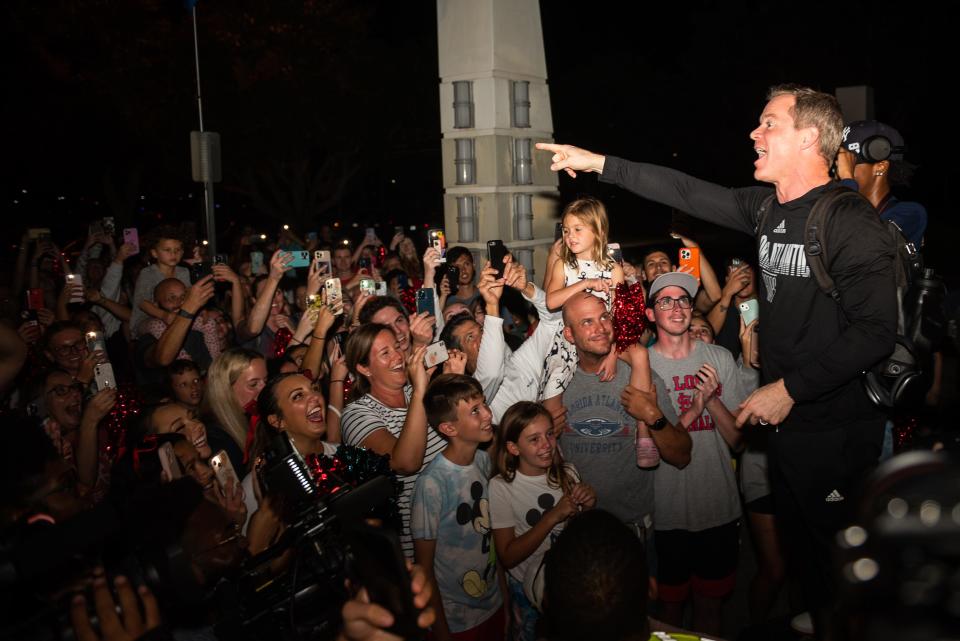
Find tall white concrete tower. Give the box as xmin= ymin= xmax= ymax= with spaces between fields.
xmin=436 ymin=0 xmax=559 ymax=282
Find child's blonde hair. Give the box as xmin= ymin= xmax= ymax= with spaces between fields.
xmin=560 ymin=197 xmax=614 ymax=272
xmin=492 ymin=401 xmax=576 ymax=494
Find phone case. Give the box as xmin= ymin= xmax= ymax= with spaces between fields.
xmin=250 ymin=251 xmax=265 ymax=275
xmin=325 ymin=278 xmax=344 ymax=315
xmin=94 ymin=363 xmax=115 ymax=391
xmin=428 ymin=229 xmax=446 ymax=263
xmin=416 ymin=288 xmax=436 ymax=317
xmin=66 ymin=274 xmax=85 ymax=303
xmin=375 ymin=281 xmax=388 ymax=296
xmin=191 ymin=262 xmax=212 ymax=283
xmin=210 ymin=450 xmax=239 ymax=492
xmin=85 ymin=331 xmax=107 ymax=354
xmin=287 ymin=250 xmax=311 ymax=268
xmin=738 ymin=299 xmax=759 ymax=326
xmin=122 ymin=228 xmax=140 ymax=255
xmin=678 ymin=247 xmax=701 ymax=282
xmin=423 ymin=340 xmax=449 ymax=368
xmin=487 ymin=240 xmax=507 ymax=278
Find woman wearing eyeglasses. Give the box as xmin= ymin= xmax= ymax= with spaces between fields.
xmin=38 ymin=368 xmax=116 ymax=503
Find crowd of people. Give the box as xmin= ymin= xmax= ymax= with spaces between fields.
xmin=0 ymin=84 xmax=950 ymax=641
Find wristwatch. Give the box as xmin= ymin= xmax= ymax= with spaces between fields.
xmin=649 ymin=414 xmax=668 ymax=431
xmin=178 ymin=309 xmax=197 ymax=320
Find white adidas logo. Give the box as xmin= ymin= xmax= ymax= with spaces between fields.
xmin=825 ymin=489 xmax=845 ymax=503
xmin=773 ymin=219 xmax=787 ymax=234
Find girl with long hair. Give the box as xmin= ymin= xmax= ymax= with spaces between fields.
xmin=488 ymin=401 xmax=595 ymax=641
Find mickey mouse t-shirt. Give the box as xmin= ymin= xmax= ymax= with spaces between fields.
xmin=411 ymin=450 xmax=502 ymax=632
xmin=488 ymin=464 xmax=581 ymax=593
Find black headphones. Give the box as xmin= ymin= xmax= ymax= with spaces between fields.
xmin=857 ymin=134 xmax=906 ymax=164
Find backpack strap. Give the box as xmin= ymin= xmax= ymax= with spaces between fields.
xmin=803 ymin=185 xmax=865 ymax=306
xmin=754 ymin=193 xmax=777 ymax=237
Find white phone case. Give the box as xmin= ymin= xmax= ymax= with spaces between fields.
xmin=210 ymin=450 xmax=239 ymax=493
xmin=325 ymin=278 xmax=343 ymax=315
xmin=94 ymin=363 xmax=115 ymax=391
xmin=424 ymin=340 xmax=449 ymax=368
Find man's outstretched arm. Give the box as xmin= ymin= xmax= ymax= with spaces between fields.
xmin=536 ymin=143 xmax=760 ymax=235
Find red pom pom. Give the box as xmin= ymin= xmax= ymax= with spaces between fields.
xmin=612 ymin=281 xmax=647 ymax=353
xmin=273 ymin=326 xmax=293 ymax=359
xmin=101 ymin=384 xmax=143 ymax=463
xmin=399 ymin=287 xmax=417 ymax=316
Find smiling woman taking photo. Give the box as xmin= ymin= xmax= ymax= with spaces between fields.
xmin=341 ymin=323 xmax=443 ymax=559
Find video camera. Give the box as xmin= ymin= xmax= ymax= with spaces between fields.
xmin=214 ymin=430 xmax=419 ymax=641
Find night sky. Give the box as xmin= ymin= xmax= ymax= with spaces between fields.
xmin=3 ymin=1 xmax=953 ymax=279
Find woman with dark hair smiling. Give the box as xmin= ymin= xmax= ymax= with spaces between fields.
xmin=243 ymin=372 xmax=338 ymax=552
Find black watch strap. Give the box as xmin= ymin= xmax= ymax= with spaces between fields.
xmin=649 ymin=415 xmax=668 ymax=431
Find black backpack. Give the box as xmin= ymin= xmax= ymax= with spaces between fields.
xmin=755 ymin=184 xmax=943 ymax=409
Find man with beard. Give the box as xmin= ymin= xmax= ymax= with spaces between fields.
xmin=558 ymin=292 xmax=690 ymax=560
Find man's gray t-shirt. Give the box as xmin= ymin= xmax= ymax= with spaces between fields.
xmin=560 ymin=363 xmax=676 ymax=528
xmin=648 ymin=340 xmax=745 ymax=532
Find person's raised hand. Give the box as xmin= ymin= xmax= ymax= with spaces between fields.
xmin=477 ymin=262 xmax=504 ymax=306
xmin=442 ymin=349 xmax=467 ymax=375
xmin=183 ymin=276 xmax=215 ymax=314
xmin=535 ymin=142 xmax=606 ymax=178
xmin=269 ymin=250 xmax=294 ymax=281
xmin=503 ymin=256 xmax=528 ymax=292
xmin=83 ymin=387 xmax=118 ymax=424
xmin=212 ymin=264 xmax=240 ymax=285
xmin=409 ymin=311 xmax=435 ymax=348
xmin=406 ymin=344 xmax=432 ymax=391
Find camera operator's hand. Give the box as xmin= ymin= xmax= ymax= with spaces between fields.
xmin=338 ymin=562 xmax=436 ymax=641
xmin=70 ymin=569 xmax=161 ymax=641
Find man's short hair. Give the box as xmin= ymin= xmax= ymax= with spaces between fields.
xmin=445 ymin=246 xmax=473 ymax=266
xmin=543 ymin=510 xmax=650 ymax=641
xmin=438 ymin=312 xmax=476 ymax=352
xmin=767 ymin=84 xmax=843 ymax=166
xmin=43 ymin=321 xmax=83 ymax=352
xmin=641 ymin=247 xmax=672 ymax=265
xmin=167 ymin=359 xmax=200 ymax=379
xmin=423 ymin=373 xmax=483 ymax=430
xmin=358 ymin=296 xmax=408 ymax=325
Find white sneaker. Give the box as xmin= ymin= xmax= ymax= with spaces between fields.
xmin=790 ymin=611 xmax=814 ymax=635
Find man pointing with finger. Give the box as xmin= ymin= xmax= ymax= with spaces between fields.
xmin=537 ymin=84 xmax=896 ymax=639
